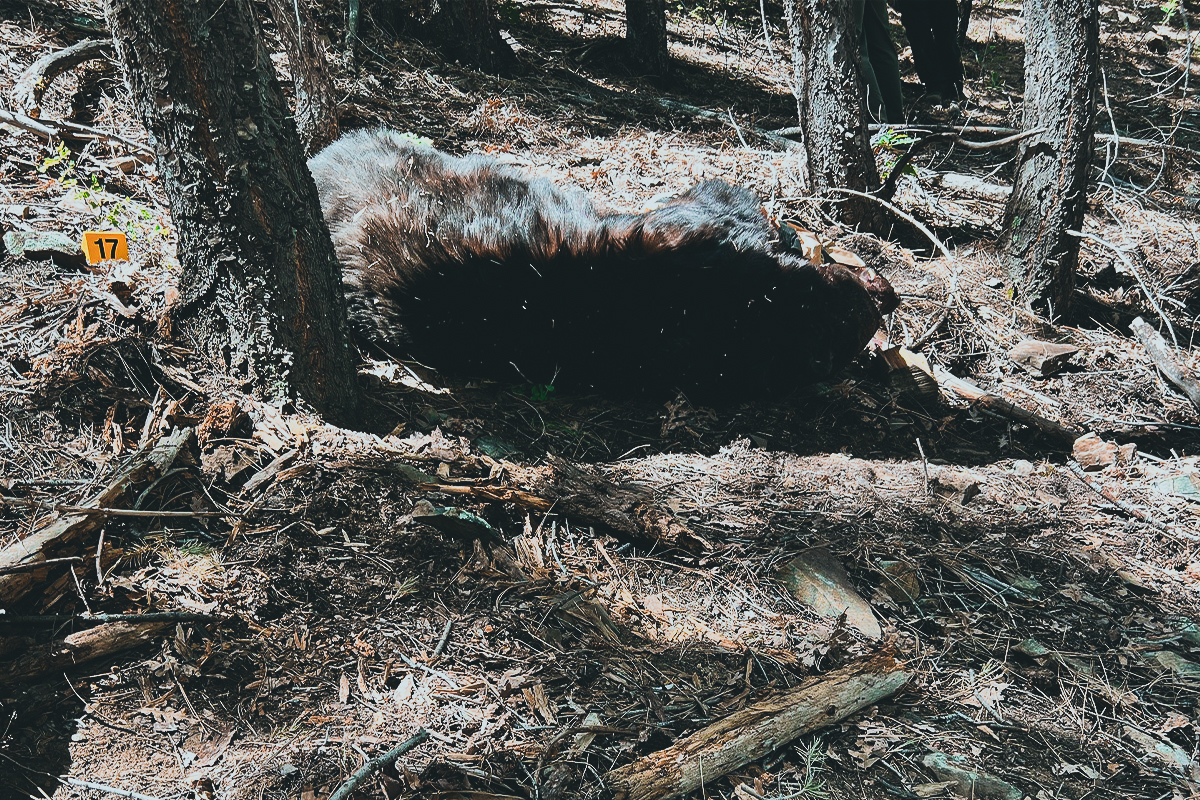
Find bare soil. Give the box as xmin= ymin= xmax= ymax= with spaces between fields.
xmin=2 ymin=0 xmax=1200 ymax=799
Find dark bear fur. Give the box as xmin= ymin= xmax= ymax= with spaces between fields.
xmin=309 ymin=128 xmax=894 ymax=398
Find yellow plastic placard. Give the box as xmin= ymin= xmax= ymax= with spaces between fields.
xmin=82 ymin=231 xmax=129 ymax=264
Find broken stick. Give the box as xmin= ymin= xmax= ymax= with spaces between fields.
xmin=0 ymin=619 xmax=175 ymax=684
xmin=933 ymin=366 xmax=1085 ymax=444
xmin=605 ymin=651 xmax=910 ymax=800
xmin=0 ymin=427 xmax=194 ymax=608
xmin=1130 ymin=316 xmax=1200 ymax=412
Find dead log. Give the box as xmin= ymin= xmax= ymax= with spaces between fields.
xmin=0 ymin=619 xmax=172 ymax=684
xmin=12 ymin=38 xmax=112 ymax=117
xmin=0 ymin=427 xmax=194 ymax=609
xmin=1130 ymin=316 xmax=1200 ymax=412
xmin=933 ymin=367 xmax=1085 ymax=444
xmin=605 ymin=652 xmax=910 ymax=800
xmin=505 ymin=456 xmax=710 ymax=552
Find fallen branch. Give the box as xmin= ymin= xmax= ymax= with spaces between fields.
xmin=0 ymin=494 xmax=223 ymax=518
xmin=1073 ymin=232 xmax=1176 ymax=346
xmin=0 ymin=619 xmax=174 ymax=684
xmin=12 ymin=39 xmax=112 ymax=117
xmin=879 ymin=129 xmax=1043 ymax=201
xmin=327 ymin=729 xmax=430 ymax=800
xmin=0 ymin=611 xmax=220 ymax=625
xmin=0 ymin=428 xmax=194 ymax=608
xmin=1130 ymin=316 xmax=1200 ymax=412
xmin=0 ymin=555 xmax=81 ymax=576
xmin=924 ymin=172 xmax=1012 ymax=203
xmin=933 ymin=366 xmax=1085 ymax=444
xmin=656 ymin=98 xmax=799 ymax=152
xmin=821 ymin=187 xmax=952 ymax=260
xmin=1065 ymin=463 xmax=1179 ymax=537
xmin=0 ymin=107 xmax=154 ymax=156
xmin=605 ymin=652 xmax=910 ymax=800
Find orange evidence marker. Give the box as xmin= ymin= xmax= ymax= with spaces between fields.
xmin=82 ymin=231 xmax=129 ymax=264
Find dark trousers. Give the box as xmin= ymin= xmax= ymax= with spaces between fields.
xmin=891 ymin=0 xmax=963 ymax=99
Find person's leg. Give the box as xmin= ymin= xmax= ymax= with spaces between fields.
xmin=892 ymin=0 xmax=938 ymax=95
xmin=851 ymin=0 xmax=887 ymax=123
xmin=863 ymin=0 xmax=904 ymax=122
xmin=929 ymin=0 xmax=964 ymax=98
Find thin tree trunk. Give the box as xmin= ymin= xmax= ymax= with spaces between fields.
xmin=1000 ymin=0 xmax=1098 ymax=317
xmin=264 ymin=0 xmax=340 ymax=155
xmin=105 ymin=0 xmax=361 ymax=425
xmin=782 ymin=0 xmax=881 ymax=226
xmin=400 ymin=0 xmax=519 ymax=74
xmin=626 ymin=0 xmax=670 ymax=77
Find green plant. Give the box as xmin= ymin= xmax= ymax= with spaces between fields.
xmin=767 ymin=739 xmax=830 ymax=799
xmin=1162 ymin=0 xmax=1181 ymax=23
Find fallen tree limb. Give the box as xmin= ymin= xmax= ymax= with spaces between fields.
xmin=0 ymin=427 xmax=194 ymax=608
xmin=821 ymin=187 xmax=953 ymax=260
xmin=12 ymin=38 xmax=112 ymax=117
xmin=1130 ymin=316 xmax=1200 ymax=412
xmin=933 ymin=366 xmax=1085 ymax=444
xmin=925 ymin=172 xmax=1011 ymax=203
xmin=0 ymin=107 xmax=154 ymax=156
xmin=605 ymin=651 xmax=910 ymax=800
xmin=0 ymin=619 xmax=174 ymax=684
xmin=878 ymin=128 xmax=1043 ymax=201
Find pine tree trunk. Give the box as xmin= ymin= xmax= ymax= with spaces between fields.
xmin=105 ymin=0 xmax=361 ymax=425
xmin=400 ymin=0 xmax=519 ymax=74
xmin=1001 ymin=0 xmax=1098 ymax=316
xmin=782 ymin=0 xmax=881 ymax=226
xmin=626 ymin=0 xmax=670 ymax=77
xmin=265 ymin=0 xmax=340 ymax=155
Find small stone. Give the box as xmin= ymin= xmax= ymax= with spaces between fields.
xmin=922 ymin=751 xmax=1023 ymax=800
xmin=1012 ymin=459 xmax=1035 ymax=477
xmin=2 ymin=229 xmax=86 ymax=269
xmin=933 ymin=469 xmax=981 ymax=504
xmin=1073 ymin=432 xmax=1118 ymax=471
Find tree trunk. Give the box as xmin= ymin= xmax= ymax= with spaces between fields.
xmin=401 ymin=0 xmax=519 ymax=74
xmin=264 ymin=0 xmax=340 ymax=155
xmin=1000 ymin=0 xmax=1098 ymax=317
xmin=105 ymin=0 xmax=361 ymax=426
xmin=782 ymin=0 xmax=881 ymax=226
xmin=626 ymin=0 xmax=670 ymax=77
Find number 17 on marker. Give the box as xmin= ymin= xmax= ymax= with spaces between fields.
xmin=82 ymin=231 xmax=129 ymax=265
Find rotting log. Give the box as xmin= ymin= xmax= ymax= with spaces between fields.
xmin=605 ymin=651 xmax=910 ymax=800
xmin=0 ymin=427 xmax=194 ymax=608
xmin=505 ymin=456 xmax=710 ymax=552
xmin=0 ymin=619 xmax=173 ymax=684
xmin=933 ymin=367 xmax=1085 ymax=444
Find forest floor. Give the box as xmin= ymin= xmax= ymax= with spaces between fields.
xmin=2 ymin=0 xmax=1200 ymax=799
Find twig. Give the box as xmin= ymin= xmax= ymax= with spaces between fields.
xmin=432 ymin=618 xmax=453 ymax=658
xmin=327 ymin=729 xmax=430 ymax=800
xmin=397 ymin=652 xmax=460 ymax=689
xmin=64 ymin=778 xmax=164 ymax=800
xmin=0 ymin=495 xmax=226 ymax=518
xmin=0 ymin=108 xmax=154 ymax=155
xmin=0 ymin=611 xmax=221 ymax=625
xmin=821 ymin=187 xmax=953 ymax=260
xmin=0 ymin=556 xmax=82 ymax=576
xmin=1065 ymin=462 xmax=1184 ymax=537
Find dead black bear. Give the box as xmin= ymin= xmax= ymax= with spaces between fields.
xmin=309 ymin=128 xmax=895 ymax=398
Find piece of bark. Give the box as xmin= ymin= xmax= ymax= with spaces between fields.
xmin=1130 ymin=316 xmax=1200 ymax=412
xmin=605 ymin=652 xmax=910 ymax=800
xmin=775 ymin=547 xmax=881 ymax=639
xmin=12 ymin=38 xmax=112 ymax=118
xmin=933 ymin=366 xmax=1085 ymax=444
xmin=1072 ymin=432 xmax=1118 ymax=471
xmin=1007 ymin=339 xmax=1079 ymax=377
xmin=0 ymin=619 xmax=172 ymax=684
xmin=0 ymin=428 xmax=194 ymax=608
xmin=507 ymin=456 xmax=709 ymax=552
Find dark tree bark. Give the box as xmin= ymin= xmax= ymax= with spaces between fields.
xmin=1000 ymin=0 xmax=1098 ymax=316
xmin=264 ymin=0 xmax=340 ymax=155
xmin=782 ymin=0 xmax=881 ymax=226
xmin=105 ymin=0 xmax=361 ymax=425
xmin=626 ymin=0 xmax=670 ymax=77
xmin=399 ymin=0 xmax=519 ymax=74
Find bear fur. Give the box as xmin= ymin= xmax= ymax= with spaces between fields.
xmin=308 ymin=128 xmax=894 ymax=398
